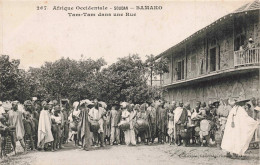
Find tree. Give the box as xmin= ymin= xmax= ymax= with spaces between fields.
xmin=26 ymin=57 xmax=106 ymax=102
xmin=95 ymin=54 xmax=163 ymax=104
xmin=0 ymin=55 xmax=30 ymax=102
xmin=145 ymin=54 xmax=169 ymax=86
xmin=0 ymin=54 xmax=168 ymax=105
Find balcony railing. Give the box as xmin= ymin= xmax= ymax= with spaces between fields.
xmin=234 ymin=47 xmax=260 ymax=67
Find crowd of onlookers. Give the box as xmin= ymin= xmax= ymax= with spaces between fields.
xmin=0 ymin=97 xmax=259 ymax=158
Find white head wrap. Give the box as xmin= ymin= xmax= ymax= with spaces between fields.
xmin=120 ymin=102 xmax=128 ymax=109
xmin=73 ymin=101 xmax=79 ymax=109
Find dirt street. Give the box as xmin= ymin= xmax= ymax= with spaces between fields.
xmin=1 ymin=142 xmax=259 ymax=165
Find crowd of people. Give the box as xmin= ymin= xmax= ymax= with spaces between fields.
xmin=0 ymin=96 xmax=259 ymax=159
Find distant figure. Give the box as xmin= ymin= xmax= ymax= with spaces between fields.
xmin=246 ymin=38 xmax=255 ymax=50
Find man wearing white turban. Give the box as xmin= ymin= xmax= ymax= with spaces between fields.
xmin=221 ymin=99 xmax=258 ymax=158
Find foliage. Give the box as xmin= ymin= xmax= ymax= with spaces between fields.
xmin=0 ymin=54 xmax=168 ymax=105
xmin=0 ymin=55 xmax=30 ymax=102
xmin=145 ymin=54 xmax=169 ymax=75
xmin=27 ymin=57 xmax=106 ymax=102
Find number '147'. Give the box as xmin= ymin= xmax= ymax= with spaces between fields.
xmin=37 ymin=6 xmax=47 ymax=10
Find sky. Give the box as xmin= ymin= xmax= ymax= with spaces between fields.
xmin=0 ymin=0 xmax=253 ymax=69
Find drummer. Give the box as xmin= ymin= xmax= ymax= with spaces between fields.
xmin=89 ymin=99 xmax=100 ymax=147
xmin=137 ymin=103 xmax=150 ymax=145
xmin=68 ymin=101 xmax=80 ymax=142
xmin=121 ymin=102 xmax=136 ymax=146
xmin=97 ymin=101 xmax=107 ymax=147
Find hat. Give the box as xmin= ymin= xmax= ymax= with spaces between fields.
xmin=53 ymin=100 xmax=58 ymax=105
xmin=42 ymin=101 xmax=47 ymax=106
xmin=24 ymin=100 xmax=32 ymax=106
xmin=99 ymin=101 xmax=107 ymax=108
xmin=2 ymin=102 xmax=12 ymax=111
xmin=184 ymin=102 xmax=190 ymax=108
xmin=80 ymin=99 xmax=93 ymax=106
xmin=254 ymin=106 xmax=260 ymax=111
xmin=196 ymin=101 xmax=201 ymax=105
xmin=73 ymin=101 xmax=79 ymax=108
xmin=201 ymin=102 xmax=206 ymax=107
xmin=212 ymin=101 xmax=220 ymax=106
xmin=48 ymin=101 xmax=53 ymax=105
xmin=12 ymin=101 xmax=19 ymax=105
xmin=235 ymin=98 xmax=250 ymax=105
xmin=54 ymin=105 xmax=61 ymax=111
xmin=112 ymin=101 xmax=120 ymax=106
xmin=134 ymin=104 xmax=140 ymax=110
xmin=140 ymin=103 xmax=147 ymax=111
xmin=249 ymin=38 xmax=253 ymax=42
xmin=120 ymin=102 xmax=128 ymax=108
xmin=32 ymin=97 xmax=37 ymax=101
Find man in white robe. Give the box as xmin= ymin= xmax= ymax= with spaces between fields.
xmin=221 ymin=99 xmax=258 ymax=157
xmin=38 ymin=101 xmax=54 ymax=149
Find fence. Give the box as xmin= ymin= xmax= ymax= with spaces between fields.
xmin=234 ymin=47 xmax=260 ymax=67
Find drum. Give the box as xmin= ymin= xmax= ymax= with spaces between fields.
xmin=118 ymin=121 xmax=130 ymax=131
xmin=180 ymin=129 xmax=188 ymax=139
xmin=200 ymin=120 xmax=211 ymax=132
xmin=90 ymin=120 xmax=100 ymax=133
xmin=215 ymin=130 xmax=222 ymax=143
xmin=70 ymin=122 xmax=78 ymax=132
xmin=195 ymin=126 xmax=200 ymax=137
xmin=135 ymin=119 xmax=149 ymax=132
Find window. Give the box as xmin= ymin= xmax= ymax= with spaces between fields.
xmin=207 ymin=37 xmax=220 ymax=72
xmin=191 ymin=55 xmax=196 ymax=72
xmin=235 ymin=34 xmax=246 ymax=51
xmin=234 ymin=16 xmax=246 ymax=51
xmin=200 ymin=59 xmax=204 ymax=75
xmin=210 ymin=48 xmax=216 ymax=72
xmin=177 ymin=59 xmax=185 ymax=80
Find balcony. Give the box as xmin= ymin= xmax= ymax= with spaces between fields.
xmin=234 ymin=47 xmax=260 ymax=67
xmin=162 ymin=47 xmax=260 ymax=89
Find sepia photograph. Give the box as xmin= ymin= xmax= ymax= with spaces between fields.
xmin=0 ymin=0 xmax=259 ymax=164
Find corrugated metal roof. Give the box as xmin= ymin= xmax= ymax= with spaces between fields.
xmin=234 ymin=0 xmax=260 ymax=13
xmin=156 ymin=0 xmax=260 ymax=59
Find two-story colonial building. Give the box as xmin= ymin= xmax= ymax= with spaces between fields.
xmin=157 ymin=0 xmax=260 ymax=108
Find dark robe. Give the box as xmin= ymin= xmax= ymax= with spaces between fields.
xmin=176 ymin=107 xmax=188 ymax=135
xmin=79 ymin=108 xmax=92 ymax=150
xmin=157 ymin=106 xmax=167 ymax=134
xmin=138 ymin=111 xmax=150 ymax=141
xmin=148 ymin=107 xmax=157 ymax=140
xmin=62 ymin=110 xmax=69 ymax=143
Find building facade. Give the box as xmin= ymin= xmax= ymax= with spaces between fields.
xmin=158 ymin=1 xmax=260 ymax=108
